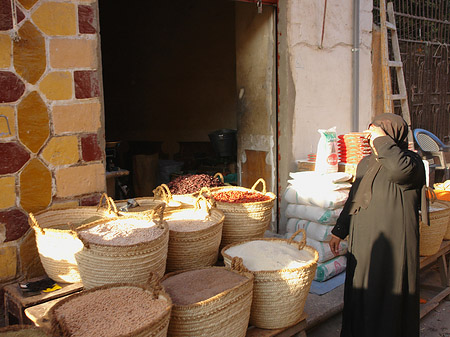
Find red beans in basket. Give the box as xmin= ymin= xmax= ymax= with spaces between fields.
xmin=212 ymin=190 xmax=271 ymax=203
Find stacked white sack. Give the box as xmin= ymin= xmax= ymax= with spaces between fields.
xmin=284 ymin=171 xmax=351 ymax=282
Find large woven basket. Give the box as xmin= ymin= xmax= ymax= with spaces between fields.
xmin=28 ymin=195 xmax=118 ymax=283
xmin=160 ymin=266 xmax=254 ymax=337
xmin=430 ymin=192 xmax=450 ymax=240
xmin=221 ymin=229 xmax=318 ymax=329
xmin=74 ymin=204 xmax=169 ymax=289
xmin=205 ymin=178 xmax=276 ymax=249
xmin=49 ymin=281 xmax=172 ymax=337
xmin=420 ymin=200 xmax=450 ymax=256
xmin=164 ymin=196 xmax=224 ymax=272
xmin=0 ymin=325 xmax=48 ymax=337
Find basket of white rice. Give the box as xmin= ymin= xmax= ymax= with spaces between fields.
xmin=221 ymin=228 xmax=318 ymax=329
xmin=160 ymin=265 xmax=253 ymax=336
xmin=49 ymin=280 xmax=172 ymax=337
xmin=74 ymin=203 xmax=169 ymax=289
xmin=28 ymin=194 xmax=119 ymax=284
xmin=163 ymin=196 xmax=224 ymax=272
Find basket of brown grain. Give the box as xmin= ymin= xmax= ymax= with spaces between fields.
xmin=221 ymin=228 xmax=318 ymax=329
xmin=49 ymin=278 xmax=172 ymax=337
xmin=203 ymin=178 xmax=276 ymax=249
xmin=160 ymin=264 xmax=253 ymax=337
xmin=74 ymin=203 xmax=169 ymax=289
xmin=28 ymin=194 xmax=119 ymax=284
xmin=0 ymin=325 xmax=49 ymax=337
xmin=163 ymin=195 xmax=224 ymax=272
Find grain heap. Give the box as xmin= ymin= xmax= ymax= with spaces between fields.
xmin=224 ymin=240 xmax=314 ymax=271
xmin=0 ymin=325 xmax=48 ymax=337
xmin=168 ymin=173 xmax=224 ymax=195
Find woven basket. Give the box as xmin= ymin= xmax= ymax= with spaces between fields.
xmin=221 ymin=228 xmax=318 ymax=329
xmin=28 ymin=195 xmax=119 ymax=283
xmin=49 ymin=281 xmax=172 ymax=337
xmin=420 ymin=200 xmax=450 ymax=255
xmin=206 ymin=178 xmax=276 ymax=249
xmin=164 ymin=196 xmax=224 ymax=272
xmin=161 ymin=266 xmax=253 ymax=337
xmin=0 ymin=325 xmax=48 ymax=337
xmin=74 ymin=204 xmax=169 ymax=289
xmin=430 ymin=194 xmax=450 ymax=240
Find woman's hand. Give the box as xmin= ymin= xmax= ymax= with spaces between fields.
xmin=329 ymin=234 xmax=342 ymax=256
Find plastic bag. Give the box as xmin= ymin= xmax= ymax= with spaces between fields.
xmin=315 ymin=127 xmax=338 ymax=174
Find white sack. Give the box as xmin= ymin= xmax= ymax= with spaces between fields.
xmin=314 ymin=255 xmax=347 ymax=282
xmin=284 ymin=184 xmax=349 ymax=209
xmin=286 ymin=218 xmax=334 ymax=242
xmin=285 ymin=204 xmax=343 ymax=225
xmin=286 ymin=235 xmax=348 ymax=263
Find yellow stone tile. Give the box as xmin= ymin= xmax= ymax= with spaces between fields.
xmin=50 ymin=200 xmax=79 ymax=209
xmin=31 ymin=2 xmax=76 ymax=36
xmin=50 ymin=38 xmax=98 ymax=69
xmin=0 ymin=176 xmax=16 ymax=209
xmin=55 ymin=163 xmax=105 ymax=198
xmin=0 ymin=106 xmax=15 ymax=138
xmin=0 ymin=245 xmax=17 ymax=280
xmin=20 ymin=158 xmax=52 ymax=213
xmin=39 ymin=71 xmax=73 ymax=100
xmin=52 ymin=101 xmax=102 ymax=134
xmin=41 ymin=135 xmax=79 ymax=166
xmin=0 ymin=34 xmax=11 ymax=68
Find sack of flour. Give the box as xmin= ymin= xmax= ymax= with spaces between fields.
xmin=314 ymin=127 xmax=338 ymax=175
xmin=286 ymin=218 xmax=334 ymax=242
xmin=314 ymin=255 xmax=347 ymax=282
xmin=285 ymin=204 xmax=343 ymax=225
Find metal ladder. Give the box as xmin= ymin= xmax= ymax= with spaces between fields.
xmin=380 ymin=0 xmax=414 ymax=148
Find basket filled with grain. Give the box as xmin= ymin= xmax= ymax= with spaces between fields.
xmin=160 ymin=265 xmax=253 ymax=337
xmin=49 ymin=280 xmax=172 ymax=337
xmin=74 ymin=203 xmax=169 ymax=289
xmin=221 ymin=228 xmax=318 ymax=329
xmin=203 ymin=178 xmax=276 ymax=249
xmin=0 ymin=325 xmax=49 ymax=337
xmin=28 ymin=194 xmax=119 ymax=284
xmin=420 ymin=199 xmax=450 ymax=256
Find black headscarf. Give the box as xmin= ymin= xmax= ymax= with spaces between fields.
xmin=350 ymin=113 xmax=409 ymax=213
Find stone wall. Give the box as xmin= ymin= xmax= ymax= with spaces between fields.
xmin=0 ymin=0 xmax=104 ymax=283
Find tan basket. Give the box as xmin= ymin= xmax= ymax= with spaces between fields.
xmin=433 ymin=199 xmax=450 ymax=240
xmin=0 ymin=325 xmax=48 ymax=337
xmin=49 ymin=280 xmax=172 ymax=337
xmin=221 ymin=229 xmax=318 ymax=329
xmin=161 ymin=266 xmax=253 ymax=337
xmin=28 ymin=195 xmax=119 ymax=284
xmin=420 ymin=200 xmax=450 ymax=256
xmin=74 ymin=204 xmax=169 ymax=289
xmin=164 ymin=196 xmax=224 ymax=272
xmin=205 ymin=178 xmax=276 ymax=249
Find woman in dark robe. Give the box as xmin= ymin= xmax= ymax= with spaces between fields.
xmin=329 ymin=113 xmax=426 ymax=337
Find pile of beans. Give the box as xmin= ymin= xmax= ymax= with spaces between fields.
xmin=212 ymin=190 xmax=272 ymax=203
xmin=168 ymin=174 xmax=224 ymax=195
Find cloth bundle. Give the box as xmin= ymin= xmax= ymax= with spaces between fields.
xmin=284 ymin=171 xmax=351 ymax=282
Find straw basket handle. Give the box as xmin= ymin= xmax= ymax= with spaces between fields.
xmin=28 ymin=213 xmax=45 ymax=235
xmin=153 ymin=184 xmax=173 ymax=203
xmin=147 ymin=203 xmax=166 ymax=229
xmin=97 ymin=193 xmax=119 ymax=215
xmin=194 ymin=195 xmax=213 ymax=215
xmin=287 ymin=228 xmax=307 ymax=250
xmin=214 ymin=172 xmax=224 ymax=183
xmin=251 ymin=178 xmax=266 ymax=194
xmin=230 ymin=256 xmax=250 ymax=273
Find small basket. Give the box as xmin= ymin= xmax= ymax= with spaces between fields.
xmin=74 ymin=204 xmax=169 ymax=289
xmin=49 ymin=280 xmax=172 ymax=337
xmin=0 ymin=325 xmax=48 ymax=337
xmin=161 ymin=266 xmax=253 ymax=337
xmin=221 ymin=229 xmax=318 ymax=329
xmin=205 ymin=178 xmax=276 ymax=249
xmin=420 ymin=199 xmax=450 ymax=256
xmin=28 ymin=194 xmax=119 ymax=284
xmin=164 ymin=196 xmax=224 ymax=272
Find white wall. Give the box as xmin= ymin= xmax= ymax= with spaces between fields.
xmin=286 ymin=0 xmax=373 ymax=161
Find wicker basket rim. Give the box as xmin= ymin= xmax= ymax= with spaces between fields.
xmin=49 ymin=282 xmax=172 ymax=337
xmin=212 ymin=192 xmax=277 ymax=206
xmin=160 ymin=266 xmax=254 ymax=308
xmin=221 ymin=238 xmax=319 ymax=274
xmin=164 ymin=208 xmax=225 ymax=233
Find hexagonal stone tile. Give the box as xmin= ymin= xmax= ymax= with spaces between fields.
xmin=20 ymin=158 xmax=52 ymax=213
xmin=0 ymin=71 xmax=25 ymax=103
xmin=18 ymin=91 xmax=50 ymax=153
xmin=31 ymin=2 xmax=76 ymax=36
xmin=13 ymin=21 xmax=46 ymax=85
xmin=0 ymin=208 xmax=28 ymax=242
xmin=0 ymin=142 xmax=30 ymax=174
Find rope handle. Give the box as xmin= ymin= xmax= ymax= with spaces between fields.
xmin=146 ymin=203 xmax=166 ymax=228
xmin=153 ymin=184 xmax=173 ymax=203
xmin=251 ymin=178 xmax=267 ymax=194
xmin=194 ymin=194 xmax=212 ymax=215
xmin=214 ymin=172 xmax=224 ymax=183
xmin=28 ymin=213 xmax=44 ymax=234
xmin=97 ymin=193 xmax=119 ymax=215
xmin=287 ymin=228 xmax=306 ymax=250
xmin=230 ymin=256 xmax=250 ymax=273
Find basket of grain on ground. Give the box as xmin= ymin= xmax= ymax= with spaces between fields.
xmin=0 ymin=325 xmax=49 ymax=337
xmin=164 ymin=195 xmax=224 ymax=272
xmin=160 ymin=266 xmax=253 ymax=337
xmin=49 ymin=280 xmax=172 ymax=337
xmin=204 ymin=178 xmax=276 ymax=249
xmin=420 ymin=199 xmax=450 ymax=256
xmin=28 ymin=195 xmax=119 ymax=284
xmin=74 ymin=203 xmax=169 ymax=289
xmin=221 ymin=228 xmax=318 ymax=329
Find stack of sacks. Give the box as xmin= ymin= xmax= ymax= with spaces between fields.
xmin=338 ymin=133 xmax=371 ymax=164
xmin=284 ymin=171 xmax=351 ymax=282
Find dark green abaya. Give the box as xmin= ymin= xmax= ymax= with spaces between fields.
xmin=332 ymin=115 xmax=425 ymax=337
